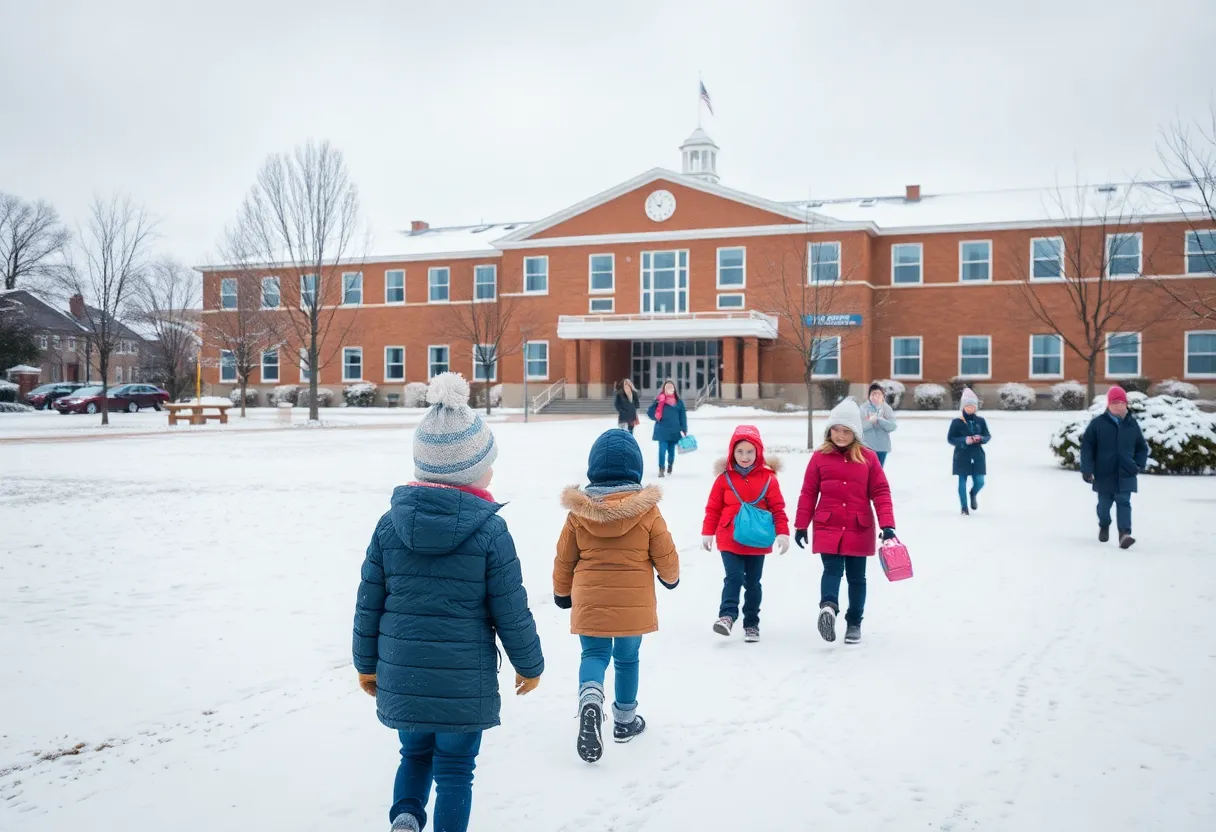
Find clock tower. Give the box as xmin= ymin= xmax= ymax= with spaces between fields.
xmin=680 ymin=127 xmax=720 ymax=184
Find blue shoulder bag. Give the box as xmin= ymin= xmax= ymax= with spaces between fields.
xmin=725 ymin=473 xmax=777 ymax=549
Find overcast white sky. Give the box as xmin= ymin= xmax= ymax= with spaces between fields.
xmin=2 ymin=0 xmax=1214 ymax=264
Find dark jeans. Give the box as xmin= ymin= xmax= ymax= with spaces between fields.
xmin=820 ymin=554 xmax=868 ymax=626
xmin=719 ymin=551 xmax=766 ymax=628
xmin=658 ymin=440 xmax=677 ymax=470
xmin=875 ymin=451 xmax=888 ymax=467
xmin=392 ymin=730 xmax=483 ymax=832
xmin=1097 ymin=491 xmax=1133 ymax=533
xmin=958 ymin=474 xmax=985 ymax=509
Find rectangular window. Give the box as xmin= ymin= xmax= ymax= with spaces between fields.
xmin=474 ymin=264 xmax=497 ymax=302
xmin=1185 ymin=331 xmax=1216 ymax=377
xmin=641 ymin=250 xmax=689 ymax=314
xmin=809 ymin=241 xmax=841 ymax=283
xmin=524 ymin=341 xmax=549 ymax=380
xmin=1030 ymin=236 xmax=1064 ymax=280
xmin=959 ymin=240 xmax=992 ymax=282
xmin=959 ymin=335 xmax=992 ymax=378
xmin=891 ymin=336 xmax=922 ymax=378
xmin=342 ymin=272 xmax=363 ymax=305
xmin=716 ymin=293 xmax=745 ymax=309
xmin=221 ymin=277 xmax=238 ymax=309
xmin=811 ymin=336 xmax=841 ymax=378
xmin=891 ymin=243 xmax=923 ymax=285
xmin=261 ymin=347 xmax=280 ymax=383
xmin=473 ymin=344 xmax=498 ymax=382
xmin=52 ymin=335 xmax=61 ymax=349
xmin=1030 ymin=334 xmax=1063 ymax=378
xmin=342 ymin=347 xmax=363 ymax=381
xmin=68 ymin=338 xmax=76 ymax=352
xmin=428 ymin=267 xmax=450 ymax=303
xmin=261 ymin=276 xmax=281 ymax=308
xmin=384 ymin=346 xmax=405 ymax=381
xmin=524 ymin=256 xmax=549 ymax=293
xmin=716 ymin=247 xmax=745 ymax=288
xmin=220 ymin=350 xmax=236 ymax=383
xmin=589 ymin=297 xmax=615 ymax=313
xmin=38 ymin=334 xmax=48 ymax=349
xmin=1107 ymin=233 xmax=1142 ymax=277
xmin=300 ymin=274 xmax=316 ymax=310
xmin=1185 ymin=230 xmax=1216 ymax=275
xmin=428 ymin=345 xmax=449 ymax=378
xmin=1106 ymin=332 xmax=1140 ymax=377
xmin=589 ymin=254 xmax=614 ymax=293
xmin=299 ymin=348 xmax=311 ymax=383
xmin=115 ymin=365 xmax=123 ymax=383
xmin=385 ymin=269 xmax=405 ymax=304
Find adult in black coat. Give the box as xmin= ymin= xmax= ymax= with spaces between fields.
xmin=946 ymin=387 xmax=991 ymax=515
xmin=614 ymin=378 xmax=640 ymax=433
xmin=1080 ymin=385 xmax=1149 ymax=548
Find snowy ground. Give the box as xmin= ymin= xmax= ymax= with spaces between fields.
xmin=2 ymin=409 xmax=1214 ymax=830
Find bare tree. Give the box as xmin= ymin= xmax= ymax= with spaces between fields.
xmin=203 ymin=268 xmax=286 ymax=418
xmin=1154 ymin=109 xmax=1216 ymax=321
xmin=131 ymin=257 xmax=201 ymax=401
xmin=1010 ymin=182 xmax=1159 ymax=404
xmin=224 ymin=140 xmax=366 ymax=421
xmin=56 ymin=195 xmax=156 ymax=425
xmin=444 ymin=292 xmax=535 ymax=415
xmin=1 ymin=193 xmax=72 ymax=291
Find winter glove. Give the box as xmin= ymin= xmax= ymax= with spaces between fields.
xmin=880 ymin=527 xmax=896 ymax=542
xmin=658 ymin=577 xmax=679 ymax=590
xmin=554 ymin=594 xmax=572 ymax=610
xmin=515 ymin=673 xmax=540 ymax=696
xmin=794 ymin=529 xmax=808 ymax=549
xmin=701 ymin=535 xmax=714 ymax=551
xmin=358 ymin=673 xmax=376 ymax=697
xmin=1082 ymin=472 xmax=1094 ymax=484
xmin=775 ymin=534 xmax=790 ymax=555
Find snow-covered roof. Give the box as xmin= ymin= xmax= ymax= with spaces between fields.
xmin=6 ymin=364 xmax=42 ymax=374
xmin=367 ymin=222 xmax=524 ymax=260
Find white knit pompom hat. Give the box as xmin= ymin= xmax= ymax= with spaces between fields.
xmin=412 ymin=373 xmax=498 ymax=485
xmin=824 ymin=398 xmax=865 ymax=439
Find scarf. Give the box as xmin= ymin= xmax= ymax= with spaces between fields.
xmin=733 ymin=462 xmax=756 ymax=476
xmin=585 ymin=483 xmax=643 ymax=499
xmin=408 ymin=481 xmax=496 ymax=503
xmin=655 ymin=393 xmax=676 ymax=421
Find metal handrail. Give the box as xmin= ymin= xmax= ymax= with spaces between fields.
xmin=529 ymin=378 xmax=566 ymax=413
xmin=694 ymin=374 xmax=719 ymax=410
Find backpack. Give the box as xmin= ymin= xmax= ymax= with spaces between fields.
xmin=724 ymin=472 xmax=777 ymax=549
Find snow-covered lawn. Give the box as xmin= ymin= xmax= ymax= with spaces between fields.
xmin=2 ymin=411 xmax=1214 ymax=830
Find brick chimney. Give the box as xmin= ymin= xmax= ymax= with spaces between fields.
xmin=410 ymin=220 xmax=430 ymax=234
xmin=69 ymin=294 xmax=85 ymax=319
xmin=905 ymin=184 xmax=921 ymax=202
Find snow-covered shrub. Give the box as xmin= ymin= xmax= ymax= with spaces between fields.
xmin=948 ymin=376 xmax=969 ymax=408
xmin=403 ymin=382 xmax=429 ymax=408
xmin=874 ymin=379 xmax=905 ymax=409
xmin=817 ymin=379 xmax=850 ymax=408
xmin=344 ymin=382 xmax=378 ymax=407
xmin=297 ymin=387 xmax=334 ymax=408
xmin=1120 ymin=377 xmax=1152 ymax=394
xmin=0 ymin=379 xmax=18 ymax=403
xmin=1050 ymin=393 xmax=1216 ymax=475
xmin=914 ymin=383 xmax=948 ymax=410
xmin=1051 ymin=381 xmax=1086 ymax=410
xmin=272 ymin=385 xmax=300 ymax=406
xmin=998 ymin=382 xmax=1036 ymax=411
xmin=0 ymin=400 xmax=34 ymax=413
xmin=474 ymin=383 xmax=504 ymax=409
xmin=1153 ymin=378 xmax=1200 ymax=400
xmin=229 ymin=387 xmax=259 ymax=406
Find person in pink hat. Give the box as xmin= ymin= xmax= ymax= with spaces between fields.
xmin=947 ymin=388 xmax=991 ymax=515
xmin=1080 ymin=385 xmax=1149 ymax=548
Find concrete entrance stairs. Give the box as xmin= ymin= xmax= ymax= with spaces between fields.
xmin=536 ymin=397 xmax=777 ymax=415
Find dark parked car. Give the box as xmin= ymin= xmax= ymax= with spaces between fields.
xmin=26 ymin=382 xmax=85 ymax=409
xmin=54 ymin=384 xmax=170 ymax=415
xmin=110 ymin=384 xmax=170 ymax=411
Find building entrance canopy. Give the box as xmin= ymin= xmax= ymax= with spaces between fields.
xmin=557 ymin=310 xmax=777 ymax=341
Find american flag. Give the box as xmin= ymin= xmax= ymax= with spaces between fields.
xmin=699 ymin=81 xmax=714 ymax=116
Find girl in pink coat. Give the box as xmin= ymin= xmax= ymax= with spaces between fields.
xmin=794 ymin=399 xmax=896 ymax=644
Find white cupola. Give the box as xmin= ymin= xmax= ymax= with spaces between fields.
xmin=680 ymin=128 xmax=720 ymax=184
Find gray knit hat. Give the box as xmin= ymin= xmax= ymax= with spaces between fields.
xmin=413 ymin=373 xmax=498 ymax=486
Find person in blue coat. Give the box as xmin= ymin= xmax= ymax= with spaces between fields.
xmin=947 ymin=387 xmax=991 ymax=515
xmin=1080 ymin=385 xmax=1149 ymax=549
xmin=646 ymin=378 xmax=688 ymax=478
xmin=353 ymin=373 xmax=544 ymax=832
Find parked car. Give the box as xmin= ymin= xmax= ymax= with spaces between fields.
xmin=110 ymin=384 xmax=170 ymax=411
xmin=26 ymin=382 xmax=84 ymax=410
xmin=54 ymin=384 xmax=169 ymax=415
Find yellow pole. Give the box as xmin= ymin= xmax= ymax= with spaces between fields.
xmin=195 ymin=353 xmax=201 ymax=403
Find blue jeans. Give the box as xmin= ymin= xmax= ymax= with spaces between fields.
xmin=658 ymin=440 xmax=677 ymax=470
xmin=821 ymin=554 xmax=868 ymax=626
xmin=1097 ymin=491 xmax=1133 ymax=533
xmin=875 ymin=451 xmax=888 ymax=467
xmin=958 ymin=474 xmax=985 ymax=508
xmin=719 ymin=551 xmax=766 ymax=628
xmin=579 ymin=635 xmax=642 ymax=707
xmin=392 ymin=730 xmax=483 ymax=832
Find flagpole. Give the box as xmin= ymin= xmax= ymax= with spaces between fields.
xmin=697 ymin=71 xmax=702 ymax=128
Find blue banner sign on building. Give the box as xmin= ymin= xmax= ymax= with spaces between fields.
xmin=804 ymin=314 xmax=863 ymax=327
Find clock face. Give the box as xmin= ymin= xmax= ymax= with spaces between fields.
xmin=644 ymin=189 xmax=676 ymax=222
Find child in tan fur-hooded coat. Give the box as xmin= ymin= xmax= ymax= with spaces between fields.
xmin=554 ymin=428 xmax=679 ymax=764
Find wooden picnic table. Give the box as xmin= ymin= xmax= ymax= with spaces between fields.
xmin=165 ymin=402 xmax=232 ymax=426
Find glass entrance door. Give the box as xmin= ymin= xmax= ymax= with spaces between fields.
xmin=650 ymin=359 xmax=694 ymax=397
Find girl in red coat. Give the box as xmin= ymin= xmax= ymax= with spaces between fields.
xmin=794 ymin=400 xmax=896 ymax=645
xmin=702 ymin=425 xmax=789 ymax=643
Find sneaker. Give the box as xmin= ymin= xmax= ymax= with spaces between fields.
xmin=391 ymin=813 xmax=421 ymax=832
xmin=744 ymin=627 xmax=760 ymax=643
xmin=970 ymin=491 xmax=979 ymax=511
xmin=613 ymin=714 xmax=646 ymax=743
xmin=1119 ymin=533 xmax=1136 ymax=550
xmin=817 ymin=605 xmax=837 ymax=643
xmin=844 ymin=624 xmax=862 ymax=644
xmin=1099 ymin=525 xmax=1110 ymax=543
xmin=713 ymin=615 xmax=735 ymax=636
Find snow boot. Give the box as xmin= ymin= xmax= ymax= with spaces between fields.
xmin=961 ymin=506 xmax=970 ymax=516
xmin=817 ymin=603 xmax=838 ymax=643
xmin=713 ymin=615 xmax=735 ymax=636
xmin=1119 ymin=532 xmax=1136 ymax=550
xmin=658 ymin=469 xmax=665 ymax=479
xmin=612 ymin=703 xmax=646 ymax=743
xmin=744 ymin=627 xmax=760 ymax=643
xmin=667 ymin=465 xmax=673 ymax=476
xmin=844 ymin=624 xmax=862 ymax=644
xmin=970 ymin=491 xmax=979 ymax=511
xmin=1099 ymin=525 xmax=1110 ymax=543
xmin=391 ymin=812 xmax=421 ymax=832
xmin=577 ymin=682 xmax=605 ymax=763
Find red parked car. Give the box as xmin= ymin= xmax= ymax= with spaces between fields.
xmin=54 ymin=384 xmax=170 ymax=414
xmin=26 ymin=382 xmax=84 ymax=410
